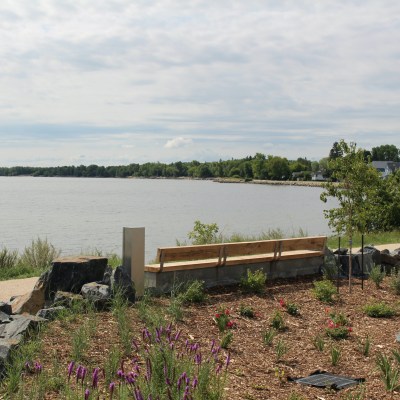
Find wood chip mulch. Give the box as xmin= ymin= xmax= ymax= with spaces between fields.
xmin=14 ymin=276 xmax=400 ymax=399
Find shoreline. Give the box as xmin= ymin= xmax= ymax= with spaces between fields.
xmin=213 ymin=177 xmax=326 ymax=187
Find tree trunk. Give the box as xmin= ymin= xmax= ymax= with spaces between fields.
xmin=349 ymin=236 xmax=353 ymax=293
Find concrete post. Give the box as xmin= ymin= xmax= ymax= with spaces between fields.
xmin=123 ymin=227 xmax=145 ymax=297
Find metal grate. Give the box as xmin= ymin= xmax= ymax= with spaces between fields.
xmin=295 ymin=372 xmax=363 ymax=390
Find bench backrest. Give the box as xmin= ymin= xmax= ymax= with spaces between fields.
xmin=155 ymin=236 xmax=326 ymax=268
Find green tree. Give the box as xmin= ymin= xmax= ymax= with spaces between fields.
xmin=371 ymin=144 xmax=400 ymax=161
xmin=266 ymin=156 xmax=290 ymax=180
xmin=320 ymin=140 xmax=382 ymax=291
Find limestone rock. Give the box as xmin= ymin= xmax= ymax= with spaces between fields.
xmin=11 ymin=281 xmax=46 ymax=315
xmin=81 ymin=282 xmax=111 ymax=309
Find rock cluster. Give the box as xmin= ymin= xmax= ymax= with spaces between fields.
xmin=333 ymin=245 xmax=400 ymax=276
xmin=0 ymin=256 xmax=135 ymax=377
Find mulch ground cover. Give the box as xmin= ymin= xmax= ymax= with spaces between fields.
xmin=12 ymin=275 xmax=400 ymax=399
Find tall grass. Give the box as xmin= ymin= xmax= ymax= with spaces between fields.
xmin=327 ymin=230 xmax=400 ymax=249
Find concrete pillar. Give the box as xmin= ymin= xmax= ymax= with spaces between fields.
xmin=123 ymin=227 xmax=145 ymax=297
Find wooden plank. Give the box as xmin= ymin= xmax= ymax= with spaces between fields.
xmin=145 ymin=258 xmax=220 ymax=273
xmin=223 ymin=240 xmax=277 ymax=257
xmin=156 ymin=243 xmax=223 ymax=263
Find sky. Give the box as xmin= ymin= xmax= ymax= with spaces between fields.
xmin=0 ymin=1 xmax=399 ymax=167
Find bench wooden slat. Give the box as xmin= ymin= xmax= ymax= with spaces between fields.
xmin=146 ymin=236 xmax=327 ymax=273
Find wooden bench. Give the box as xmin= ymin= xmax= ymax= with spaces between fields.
xmin=145 ymin=236 xmax=327 ymax=273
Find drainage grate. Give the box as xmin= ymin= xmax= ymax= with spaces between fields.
xmin=294 ymin=371 xmax=364 ymax=390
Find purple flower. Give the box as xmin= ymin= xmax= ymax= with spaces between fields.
xmin=92 ymin=367 xmax=99 ymax=389
xmin=225 ymin=353 xmax=231 ymax=368
xmin=84 ymin=388 xmax=90 ymax=400
xmin=81 ymin=367 xmax=87 ymax=383
xmin=117 ymin=369 xmax=125 ymax=379
xmin=76 ymin=365 xmax=82 ymax=383
xmin=146 ymin=358 xmax=152 ymax=381
xmin=174 ymin=329 xmax=182 ymax=342
xmin=68 ymin=361 xmax=75 ymax=381
xmin=109 ymin=382 xmax=116 ymax=398
xmin=194 ymin=353 xmax=202 ymax=365
xmin=24 ymin=361 xmax=31 ymax=372
xmin=34 ymin=362 xmax=42 ymax=374
xmin=192 ymin=376 xmax=198 ymax=389
xmin=132 ymin=339 xmax=139 ymax=352
xmin=134 ymin=387 xmax=144 ymax=400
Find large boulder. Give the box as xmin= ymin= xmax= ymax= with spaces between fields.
xmin=52 ymin=291 xmax=84 ymax=307
xmin=44 ymin=256 xmax=108 ymax=299
xmin=36 ymin=306 xmax=65 ymax=321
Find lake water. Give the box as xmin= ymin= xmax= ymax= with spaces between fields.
xmin=0 ymin=177 xmax=334 ymax=262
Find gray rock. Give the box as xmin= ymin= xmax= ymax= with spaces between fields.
xmin=81 ymin=282 xmax=111 ymax=309
xmin=0 ymin=311 xmax=11 ymax=323
xmin=36 ymin=306 xmax=65 ymax=321
xmin=102 ymin=266 xmax=113 ymax=286
xmin=44 ymin=256 xmax=108 ymax=299
xmin=53 ymin=291 xmax=84 ymax=307
xmin=0 ymin=302 xmax=12 ymax=315
xmin=0 ymin=341 xmax=13 ymax=377
xmin=111 ymin=266 xmax=135 ymax=303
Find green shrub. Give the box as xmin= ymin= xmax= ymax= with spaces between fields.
xmin=369 ymin=265 xmax=385 ymax=288
xmin=326 ymin=325 xmax=351 ymax=340
xmin=187 ymin=220 xmax=222 ymax=245
xmin=330 ymin=345 xmax=341 ymax=366
xmin=0 ymin=247 xmax=18 ymax=270
xmin=363 ymin=302 xmax=396 ymax=318
xmin=240 ymin=269 xmax=266 ymax=294
xmin=221 ymin=330 xmax=233 ymax=349
xmin=390 ymin=269 xmax=400 ymax=295
xmin=177 ymin=280 xmax=206 ymax=304
xmin=286 ymin=302 xmax=300 ymax=316
xmin=270 ymin=311 xmax=285 ymax=331
xmin=312 ymin=279 xmax=337 ymax=303
xmin=19 ymin=238 xmax=60 ymax=272
xmin=312 ymin=334 xmax=325 ymax=352
xmin=376 ymin=352 xmax=400 ymax=392
xmin=239 ymin=304 xmax=255 ymax=318
xmin=262 ymin=328 xmax=276 ymax=346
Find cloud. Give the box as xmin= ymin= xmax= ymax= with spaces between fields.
xmin=164 ymin=137 xmax=193 ymax=149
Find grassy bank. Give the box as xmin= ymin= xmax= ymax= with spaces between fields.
xmin=326 ymin=230 xmax=400 ymax=249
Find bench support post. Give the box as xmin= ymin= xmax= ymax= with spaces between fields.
xmin=123 ymin=227 xmax=145 ymax=297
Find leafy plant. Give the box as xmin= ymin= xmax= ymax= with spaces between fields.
xmin=239 ymin=304 xmax=255 ymax=318
xmin=286 ymin=302 xmax=300 ymax=316
xmin=275 ymin=339 xmax=288 ymax=361
xmin=363 ymin=302 xmax=396 ymax=318
xmin=376 ymin=352 xmax=400 ymax=392
xmin=312 ymin=334 xmax=325 ymax=352
xmin=369 ymin=264 xmax=385 ymax=288
xmin=312 ymin=279 xmax=337 ymax=303
xmin=178 ymin=280 xmax=207 ymax=304
xmin=262 ymin=328 xmax=276 ymax=346
xmin=390 ymin=269 xmax=400 ymax=295
xmin=221 ymin=330 xmax=233 ymax=349
xmin=187 ymin=220 xmax=221 ymax=245
xmin=0 ymin=247 xmax=18 ymax=270
xmin=325 ymin=312 xmax=352 ymax=340
xmin=287 ymin=392 xmax=307 ymax=400
xmin=19 ymin=238 xmax=60 ymax=272
xmin=330 ymin=345 xmax=342 ymax=366
xmin=270 ymin=311 xmax=286 ymax=331
xmin=214 ymin=308 xmax=235 ymax=332
xmin=240 ymin=269 xmax=266 ymax=294
xmin=358 ymin=335 xmax=371 ymax=357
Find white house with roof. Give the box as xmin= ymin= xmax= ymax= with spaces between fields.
xmin=372 ymin=161 xmax=400 ymax=178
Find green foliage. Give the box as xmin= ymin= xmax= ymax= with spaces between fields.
xmin=221 ymin=331 xmax=233 ymax=349
xmin=240 ymin=269 xmax=266 ymax=294
xmin=287 ymin=392 xmax=307 ymax=400
xmin=342 ymin=384 xmax=366 ymax=400
xmin=368 ymin=264 xmax=385 ymax=288
xmin=390 ymin=269 xmax=400 ymax=295
xmin=262 ymin=328 xmax=276 ymax=346
xmin=358 ymin=335 xmax=371 ymax=357
xmin=376 ymin=352 xmax=400 ymax=392
xmin=312 ymin=279 xmax=337 ymax=303
xmin=275 ymin=339 xmax=288 ymax=361
xmin=286 ymin=302 xmax=300 ymax=316
xmin=363 ymin=302 xmax=396 ymax=318
xmin=326 ymin=326 xmax=351 ymax=340
xmin=312 ymin=334 xmax=325 ymax=352
xmin=188 ymin=220 xmax=221 ymax=245
xmin=270 ymin=311 xmax=286 ymax=331
xmin=239 ymin=304 xmax=255 ymax=318
xmin=178 ymin=280 xmax=207 ymax=304
xmin=19 ymin=238 xmax=61 ymax=272
xmin=0 ymin=247 xmax=18 ymax=270
xmin=330 ymin=345 xmax=342 ymax=366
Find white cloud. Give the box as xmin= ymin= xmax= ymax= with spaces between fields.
xmin=0 ymin=1 xmax=399 ymax=166
xmin=164 ymin=137 xmax=193 ymax=149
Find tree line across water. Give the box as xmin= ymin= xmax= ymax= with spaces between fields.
xmin=0 ymin=143 xmax=399 ymax=180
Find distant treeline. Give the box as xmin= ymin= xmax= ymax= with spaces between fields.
xmin=1 ymin=143 xmax=398 ymax=181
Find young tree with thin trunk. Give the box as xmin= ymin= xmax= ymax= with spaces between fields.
xmin=320 ymin=140 xmax=382 ymax=292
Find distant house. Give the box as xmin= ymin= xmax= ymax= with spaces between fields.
xmin=372 ymin=161 xmax=400 ymax=178
xmin=311 ymin=171 xmax=326 ymax=181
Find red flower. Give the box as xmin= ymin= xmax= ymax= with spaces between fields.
xmin=279 ymin=299 xmax=286 ymax=307
xmin=225 ymin=309 xmax=230 ymax=315
xmin=215 ymin=313 xmax=220 ymax=319
xmin=348 ymin=327 xmax=353 ymax=332
xmin=226 ymin=321 xmax=235 ymax=329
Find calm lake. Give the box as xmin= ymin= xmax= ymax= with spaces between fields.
xmin=0 ymin=177 xmax=334 ymax=262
